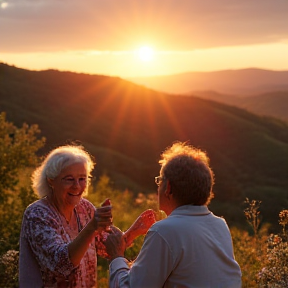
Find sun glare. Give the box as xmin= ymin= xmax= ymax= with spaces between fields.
xmin=1 ymin=2 xmax=8 ymax=9
xmin=137 ymin=46 xmax=155 ymax=62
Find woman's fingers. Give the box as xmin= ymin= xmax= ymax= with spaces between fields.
xmin=101 ymin=198 xmax=111 ymax=207
xmin=95 ymin=205 xmax=113 ymax=230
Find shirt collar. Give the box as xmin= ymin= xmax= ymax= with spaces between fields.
xmin=170 ymin=205 xmax=211 ymax=217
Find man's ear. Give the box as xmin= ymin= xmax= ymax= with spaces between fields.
xmin=164 ymin=180 xmax=172 ymax=197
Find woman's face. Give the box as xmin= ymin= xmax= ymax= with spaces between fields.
xmin=49 ymin=162 xmax=88 ymax=209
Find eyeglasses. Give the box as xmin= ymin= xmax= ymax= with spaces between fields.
xmin=61 ymin=176 xmax=90 ymax=186
xmin=155 ymin=176 xmax=165 ymax=186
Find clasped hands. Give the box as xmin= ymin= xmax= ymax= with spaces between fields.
xmin=95 ymin=203 xmax=157 ymax=261
xmin=104 ymin=209 xmax=157 ymax=261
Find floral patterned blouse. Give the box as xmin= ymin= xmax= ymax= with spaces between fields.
xmin=19 ymin=197 xmax=100 ymax=288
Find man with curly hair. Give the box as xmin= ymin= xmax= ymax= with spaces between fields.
xmin=105 ymin=141 xmax=242 ymax=288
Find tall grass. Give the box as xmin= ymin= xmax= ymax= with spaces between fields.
xmin=232 ymin=198 xmax=288 ymax=287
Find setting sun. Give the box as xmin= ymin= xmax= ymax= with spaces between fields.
xmin=137 ymin=46 xmax=155 ymax=62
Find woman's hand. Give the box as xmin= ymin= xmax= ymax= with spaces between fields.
xmin=124 ymin=209 xmax=156 ymax=247
xmin=94 ymin=198 xmax=112 ymax=231
xmin=68 ymin=199 xmax=113 ymax=265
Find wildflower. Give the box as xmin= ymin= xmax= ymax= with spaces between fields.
xmin=279 ymin=210 xmax=288 ymax=236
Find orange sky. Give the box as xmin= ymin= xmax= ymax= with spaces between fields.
xmin=1 ymin=0 xmax=288 ymax=77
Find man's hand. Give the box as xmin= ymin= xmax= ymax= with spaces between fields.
xmin=104 ymin=226 xmax=126 ymax=261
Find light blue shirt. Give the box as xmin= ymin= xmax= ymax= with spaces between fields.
xmin=109 ymin=205 xmax=242 ymax=288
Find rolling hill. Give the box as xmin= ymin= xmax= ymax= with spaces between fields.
xmin=1 ymin=63 xmax=288 ymax=229
xmin=191 ymin=90 xmax=288 ymax=122
xmin=127 ymin=68 xmax=288 ymax=95
xmin=128 ymin=69 xmax=288 ymax=122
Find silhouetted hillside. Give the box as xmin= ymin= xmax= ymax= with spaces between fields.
xmin=192 ymin=90 xmax=288 ymax=122
xmin=128 ymin=68 xmax=288 ymax=95
xmin=1 ymin=63 xmax=288 ymax=229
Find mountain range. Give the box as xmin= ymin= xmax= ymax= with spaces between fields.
xmin=1 ymin=63 xmax=288 ymax=229
xmin=128 ymin=69 xmax=288 ymax=122
xmin=128 ymin=68 xmax=288 ymax=95
xmin=190 ymin=90 xmax=288 ymax=123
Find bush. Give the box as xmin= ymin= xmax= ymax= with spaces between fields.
xmin=0 ymin=250 xmax=19 ymax=288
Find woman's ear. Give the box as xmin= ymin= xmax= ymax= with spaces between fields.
xmin=47 ymin=177 xmax=54 ymax=188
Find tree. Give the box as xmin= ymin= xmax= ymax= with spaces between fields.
xmin=0 ymin=112 xmax=45 ymax=287
xmin=0 ymin=112 xmax=45 ymax=202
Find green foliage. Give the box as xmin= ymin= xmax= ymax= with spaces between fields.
xmin=0 ymin=250 xmax=19 ymax=288
xmin=257 ymin=234 xmax=288 ymax=287
xmin=0 ymin=186 xmax=38 ymax=254
xmin=231 ymin=227 xmax=266 ymax=287
xmin=0 ymin=113 xmax=44 ymax=251
xmin=0 ymin=113 xmax=44 ymax=287
xmin=255 ymin=210 xmax=288 ymax=287
xmin=0 ymin=112 xmax=45 ymax=202
xmin=232 ymin=200 xmax=288 ymax=288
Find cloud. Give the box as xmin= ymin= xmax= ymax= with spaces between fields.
xmin=0 ymin=0 xmax=287 ymax=53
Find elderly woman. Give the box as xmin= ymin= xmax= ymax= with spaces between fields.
xmin=19 ymin=145 xmax=156 ymax=288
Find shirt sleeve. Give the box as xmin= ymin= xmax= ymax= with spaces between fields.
xmin=22 ymin=205 xmax=75 ymax=277
xmin=109 ymin=230 xmax=174 ymax=288
xmin=109 ymin=257 xmax=130 ymax=288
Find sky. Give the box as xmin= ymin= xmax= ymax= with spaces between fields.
xmin=1 ymin=0 xmax=288 ymax=77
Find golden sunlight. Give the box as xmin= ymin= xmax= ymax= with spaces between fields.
xmin=1 ymin=2 xmax=8 ymax=9
xmin=137 ymin=46 xmax=155 ymax=62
